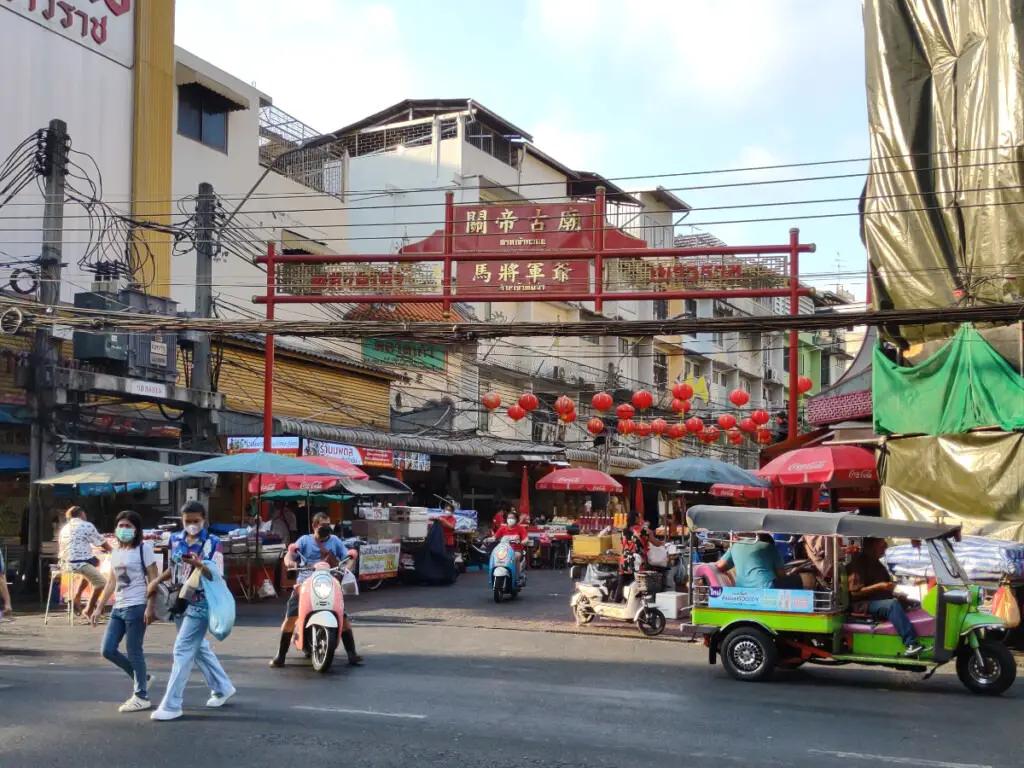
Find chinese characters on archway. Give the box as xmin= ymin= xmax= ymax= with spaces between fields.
xmin=456 ymin=203 xmax=592 ymax=251
xmin=456 ymin=259 xmax=577 ymax=295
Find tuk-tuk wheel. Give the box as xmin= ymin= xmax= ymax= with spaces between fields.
xmin=721 ymin=627 xmax=777 ymax=682
xmin=956 ymin=641 xmax=1016 ymax=696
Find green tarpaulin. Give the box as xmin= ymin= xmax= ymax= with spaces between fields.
xmin=873 ymin=324 xmax=1024 ymax=436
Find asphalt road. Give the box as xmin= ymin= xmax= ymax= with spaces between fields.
xmin=2 ymin=570 xmax=1022 ymax=768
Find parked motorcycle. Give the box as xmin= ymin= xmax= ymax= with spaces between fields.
xmin=571 ymin=555 xmax=666 ymax=636
xmin=289 ymin=554 xmax=357 ymax=673
xmin=488 ymin=535 xmax=528 ymax=603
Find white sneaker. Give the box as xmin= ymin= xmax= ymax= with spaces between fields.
xmin=206 ymin=685 xmax=236 ymax=708
xmin=118 ymin=696 xmax=152 ymax=713
xmin=150 ymin=708 xmax=182 ymax=722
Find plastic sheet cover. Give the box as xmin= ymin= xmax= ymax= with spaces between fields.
xmin=873 ymin=324 xmax=1024 ymax=435
xmin=862 ymin=0 xmax=1024 ymax=344
xmin=880 ymin=432 xmax=1024 ymax=541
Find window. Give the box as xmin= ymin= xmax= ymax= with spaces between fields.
xmin=712 ymin=332 xmax=725 ymax=347
xmin=714 ymin=372 xmax=728 ymax=388
xmin=820 ymin=356 xmax=831 ymax=388
xmin=178 ymin=85 xmax=229 ymax=152
xmin=654 ymin=352 xmax=668 ymax=388
xmin=581 ymin=335 xmax=600 ymax=346
xmin=653 ymin=299 xmax=669 ymax=320
xmin=684 ymin=299 xmax=698 ymax=317
xmin=619 ymin=338 xmax=633 ymax=356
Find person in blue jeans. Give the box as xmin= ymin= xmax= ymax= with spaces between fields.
xmin=90 ymin=510 xmax=160 ymax=712
xmin=148 ymin=501 xmax=235 ymax=722
xmin=847 ymin=537 xmax=924 ymax=657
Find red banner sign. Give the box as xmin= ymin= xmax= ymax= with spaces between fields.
xmin=453 ymin=203 xmax=596 ymax=252
xmin=454 ymin=258 xmax=585 ymax=296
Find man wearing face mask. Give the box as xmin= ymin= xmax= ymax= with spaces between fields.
xmin=269 ymin=512 xmax=363 ymax=668
xmin=492 ymin=510 xmax=530 ymax=571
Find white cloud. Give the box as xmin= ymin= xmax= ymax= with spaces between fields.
xmin=527 ymin=0 xmax=829 ymax=108
xmin=175 ymin=0 xmax=414 ymax=132
xmin=530 ymin=120 xmax=611 ymax=170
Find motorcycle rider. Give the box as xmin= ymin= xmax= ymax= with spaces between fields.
xmin=269 ymin=512 xmax=363 ymax=668
xmin=492 ymin=510 xmax=530 ymax=572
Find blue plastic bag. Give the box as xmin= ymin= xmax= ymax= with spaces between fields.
xmin=201 ymin=564 xmax=235 ymax=642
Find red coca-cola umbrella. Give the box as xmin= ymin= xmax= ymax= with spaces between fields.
xmin=756 ymin=445 xmax=877 ymax=488
xmin=248 ymin=455 xmax=369 ymax=494
xmin=535 ymin=468 xmax=623 ymax=494
xmin=709 ymin=483 xmax=771 ymax=500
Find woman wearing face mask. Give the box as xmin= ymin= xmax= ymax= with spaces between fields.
xmin=492 ymin=510 xmax=530 ymax=570
xmin=90 ymin=510 xmax=160 ymax=711
xmin=270 ymin=512 xmax=362 ymax=668
xmin=147 ymin=501 xmax=235 ymax=722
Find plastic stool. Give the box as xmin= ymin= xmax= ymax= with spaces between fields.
xmin=43 ymin=565 xmax=80 ymax=626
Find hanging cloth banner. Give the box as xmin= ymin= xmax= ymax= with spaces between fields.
xmin=873 ymin=324 xmax=1024 ymax=436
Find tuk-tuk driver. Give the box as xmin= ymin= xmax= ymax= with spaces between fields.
xmin=715 ymin=533 xmax=803 ymax=589
xmin=847 ymin=537 xmax=924 ymax=657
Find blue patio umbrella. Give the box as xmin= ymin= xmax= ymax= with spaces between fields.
xmin=628 ymin=457 xmax=771 ymax=489
xmin=181 ymin=452 xmax=344 ymax=477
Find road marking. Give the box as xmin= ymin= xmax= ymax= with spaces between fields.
xmin=808 ymin=750 xmax=992 ymax=768
xmin=292 ymin=705 xmax=426 ymax=720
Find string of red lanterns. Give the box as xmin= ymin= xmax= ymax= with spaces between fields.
xmin=485 ymin=385 xmax=778 ymax=447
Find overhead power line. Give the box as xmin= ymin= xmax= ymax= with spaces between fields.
xmin=2 ymin=299 xmax=1019 ymax=341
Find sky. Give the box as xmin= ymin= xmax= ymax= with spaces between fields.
xmin=175 ymin=0 xmax=870 ymax=299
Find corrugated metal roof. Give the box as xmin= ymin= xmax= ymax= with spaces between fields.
xmin=221 ymin=334 xmax=395 ymax=379
xmin=344 ymin=303 xmax=468 ymax=323
xmin=564 ymin=448 xmax=647 ymax=471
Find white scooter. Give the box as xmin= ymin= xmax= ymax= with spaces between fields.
xmin=570 ymin=554 xmax=667 ymax=637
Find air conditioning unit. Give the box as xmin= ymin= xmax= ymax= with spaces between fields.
xmin=765 ymin=367 xmax=779 ymax=382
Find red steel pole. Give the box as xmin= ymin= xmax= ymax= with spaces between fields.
xmin=594 ymin=187 xmax=606 ymax=315
xmin=442 ymin=191 xmax=454 ymax=318
xmin=787 ymin=228 xmax=801 ymax=442
xmin=263 ymin=241 xmax=276 ymax=453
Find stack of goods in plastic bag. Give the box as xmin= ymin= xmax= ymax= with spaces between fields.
xmin=885 ymin=535 xmax=1024 ymax=583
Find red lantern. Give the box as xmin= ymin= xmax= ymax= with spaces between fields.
xmin=650 ymin=418 xmax=668 ymax=436
xmin=559 ymin=409 xmax=577 ymax=424
xmin=617 ymin=419 xmax=636 ymax=435
xmin=681 ymin=399 xmax=692 ymax=415
xmin=672 ymin=382 xmax=694 ymax=401
xmin=751 ymin=409 xmax=770 ymax=426
xmin=591 ymin=392 xmax=613 ymax=412
xmin=727 ymin=428 xmax=744 ymax=444
xmin=507 ymin=404 xmax=526 ymax=422
xmin=797 ymin=376 xmax=814 ymax=394
xmin=755 ymin=428 xmax=773 ymax=445
xmin=482 ymin=392 xmax=502 ymax=411
xmin=667 ymin=423 xmax=684 ymax=439
xmin=553 ymin=395 xmax=575 ymax=415
xmin=635 ymin=421 xmax=653 ymax=438
xmin=717 ymin=413 xmax=737 ymax=430
xmin=587 ymin=417 xmax=605 ymax=435
xmin=703 ymin=426 xmax=721 ymax=443
xmin=631 ymin=390 xmax=654 ymax=411
xmin=729 ymin=389 xmax=750 ymax=408
xmin=670 ymin=398 xmax=686 ymax=414
xmin=616 ymin=403 xmax=636 ymax=420
xmin=739 ymin=417 xmax=757 ymax=433
xmin=685 ymin=417 xmax=704 ymax=434
xmin=518 ymin=393 xmax=539 ymax=412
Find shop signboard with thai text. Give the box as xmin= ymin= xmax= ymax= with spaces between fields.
xmin=358 ymin=543 xmax=400 ymax=581
xmin=707 ymin=586 xmax=814 ymax=613
xmin=303 ymin=439 xmax=430 ymax=471
xmin=226 ymin=436 xmax=300 ymax=456
xmin=362 ymin=338 xmax=445 ymax=371
xmin=3 ymin=0 xmax=136 ymax=68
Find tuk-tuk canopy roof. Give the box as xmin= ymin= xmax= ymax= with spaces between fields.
xmin=687 ymin=505 xmax=961 ymax=540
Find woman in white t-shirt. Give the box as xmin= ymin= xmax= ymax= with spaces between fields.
xmin=90 ymin=510 xmax=160 ymax=713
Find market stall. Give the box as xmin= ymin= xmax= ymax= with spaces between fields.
xmin=535 ymin=468 xmax=623 ymax=568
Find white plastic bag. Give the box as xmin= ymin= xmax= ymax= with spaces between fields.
xmin=341 ymin=569 xmax=359 ymax=596
xmin=647 ymin=544 xmax=668 ymax=567
xmin=257 ymin=578 xmax=277 ymax=600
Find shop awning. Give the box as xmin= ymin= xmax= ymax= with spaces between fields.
xmin=338 ymin=477 xmax=412 ymax=497
xmin=0 ymin=453 xmax=29 ymax=472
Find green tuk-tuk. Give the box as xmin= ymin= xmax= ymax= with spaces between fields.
xmin=682 ymin=505 xmax=1016 ymax=695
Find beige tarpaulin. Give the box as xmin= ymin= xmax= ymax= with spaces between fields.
xmin=862 ymin=0 xmax=1024 ymax=349
xmin=880 ymin=432 xmax=1024 ymax=540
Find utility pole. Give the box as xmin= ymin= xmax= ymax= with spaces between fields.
xmin=186 ymin=183 xmax=217 ymax=497
xmin=192 ymin=183 xmax=215 ymax=393
xmin=26 ymin=119 xmax=69 ymax=587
